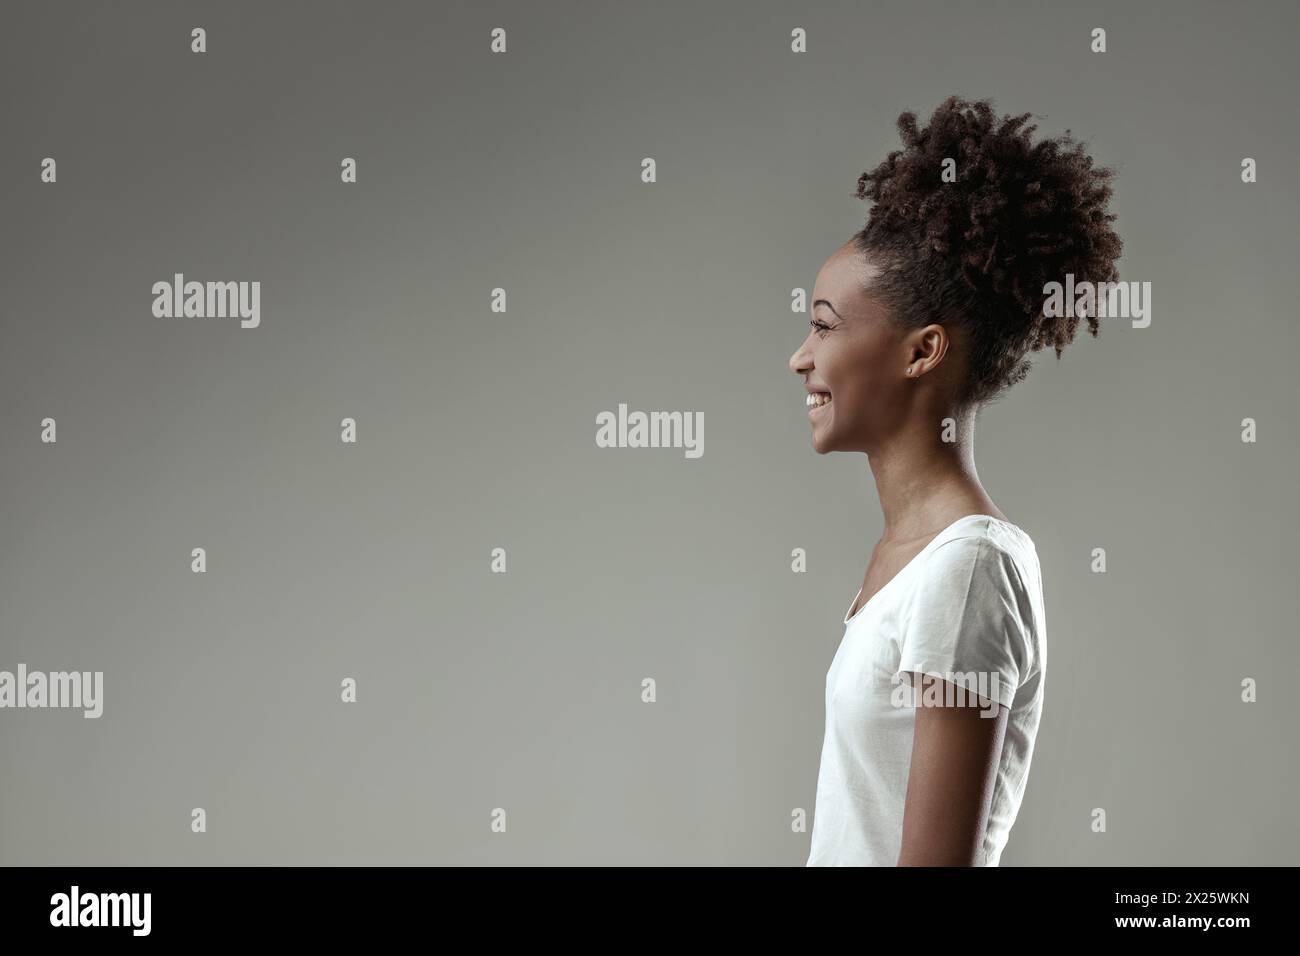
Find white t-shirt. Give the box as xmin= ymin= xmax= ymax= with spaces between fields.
xmin=806 ymin=514 xmax=1046 ymax=866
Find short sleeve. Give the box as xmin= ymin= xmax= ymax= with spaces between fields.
xmin=895 ymin=536 xmax=1034 ymax=710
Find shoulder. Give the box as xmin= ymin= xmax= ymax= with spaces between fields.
xmin=895 ymin=526 xmax=1042 ymax=686
xmin=919 ymin=527 xmax=1039 ymax=599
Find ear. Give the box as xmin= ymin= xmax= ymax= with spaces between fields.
xmin=906 ymin=324 xmax=950 ymax=376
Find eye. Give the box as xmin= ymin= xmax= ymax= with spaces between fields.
xmin=809 ymin=318 xmax=832 ymax=335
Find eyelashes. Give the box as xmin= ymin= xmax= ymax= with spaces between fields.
xmin=809 ymin=318 xmax=833 ymax=335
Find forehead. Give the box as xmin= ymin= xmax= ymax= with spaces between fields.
xmin=813 ymin=242 xmax=883 ymax=307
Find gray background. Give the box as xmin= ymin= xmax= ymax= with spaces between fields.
xmin=2 ymin=0 xmax=1297 ymax=865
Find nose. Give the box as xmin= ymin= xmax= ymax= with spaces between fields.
xmin=789 ymin=331 xmax=813 ymax=376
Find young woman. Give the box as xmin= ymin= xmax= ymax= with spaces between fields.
xmin=794 ymin=96 xmax=1122 ymax=866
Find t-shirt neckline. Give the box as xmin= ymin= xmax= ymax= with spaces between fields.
xmin=841 ymin=513 xmax=1017 ymax=626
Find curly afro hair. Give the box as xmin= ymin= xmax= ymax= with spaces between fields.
xmin=852 ymin=95 xmax=1123 ymax=407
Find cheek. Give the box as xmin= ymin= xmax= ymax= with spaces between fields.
xmin=825 ymin=339 xmax=892 ymax=410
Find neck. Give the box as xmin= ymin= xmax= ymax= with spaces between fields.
xmin=865 ymin=407 xmax=996 ymax=541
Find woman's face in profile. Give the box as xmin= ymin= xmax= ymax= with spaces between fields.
xmin=790 ymin=242 xmax=911 ymax=454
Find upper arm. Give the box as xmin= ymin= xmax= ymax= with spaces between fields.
xmin=896 ymin=675 xmax=1009 ymax=866
xmin=891 ymin=536 xmax=1035 ymax=865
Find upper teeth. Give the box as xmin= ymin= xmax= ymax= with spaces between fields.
xmin=806 ymin=393 xmax=830 ymax=407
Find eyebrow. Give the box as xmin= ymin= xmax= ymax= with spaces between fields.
xmin=813 ymin=299 xmax=842 ymax=319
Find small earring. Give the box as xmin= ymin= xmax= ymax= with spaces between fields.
xmin=906 ymin=366 xmax=914 ymax=376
